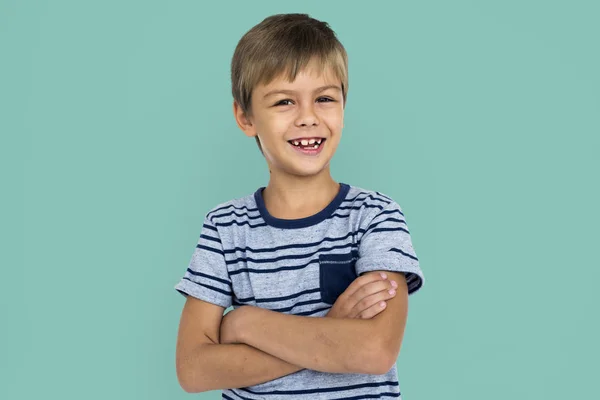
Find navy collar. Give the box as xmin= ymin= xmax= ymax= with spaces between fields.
xmin=254 ymin=183 xmax=350 ymax=229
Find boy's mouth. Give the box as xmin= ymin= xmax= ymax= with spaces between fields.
xmin=287 ymin=137 xmax=325 ymax=149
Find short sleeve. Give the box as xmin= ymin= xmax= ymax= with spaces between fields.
xmin=174 ymin=216 xmax=233 ymax=308
xmin=354 ymin=200 xmax=425 ymax=295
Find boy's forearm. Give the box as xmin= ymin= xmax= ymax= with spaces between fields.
xmin=180 ymin=342 xmax=304 ymax=393
xmin=233 ymin=306 xmax=386 ymax=374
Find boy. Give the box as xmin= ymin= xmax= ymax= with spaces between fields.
xmin=174 ymin=13 xmax=425 ymax=399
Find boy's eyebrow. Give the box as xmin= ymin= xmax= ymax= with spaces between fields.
xmin=263 ymin=85 xmax=342 ymax=99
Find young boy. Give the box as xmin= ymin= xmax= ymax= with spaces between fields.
xmin=174 ymin=13 xmax=425 ymax=399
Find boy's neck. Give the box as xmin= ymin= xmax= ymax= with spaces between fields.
xmin=262 ymin=172 xmax=341 ymax=220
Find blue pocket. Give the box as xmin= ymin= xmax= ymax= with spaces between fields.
xmin=319 ymin=251 xmax=359 ymax=305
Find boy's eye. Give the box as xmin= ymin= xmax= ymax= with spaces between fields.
xmin=317 ymin=97 xmax=335 ymax=103
xmin=273 ymin=97 xmax=335 ymax=107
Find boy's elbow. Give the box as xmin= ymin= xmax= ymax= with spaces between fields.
xmin=351 ymin=338 xmax=398 ymax=375
xmin=177 ymin=367 xmax=211 ymax=394
xmin=176 ymin=348 xmax=211 ymax=393
xmin=177 ymin=378 xmax=197 ymax=394
xmin=176 ymin=365 xmax=204 ymax=393
xmin=370 ymin=344 xmax=398 ymax=375
xmin=372 ymin=351 xmax=397 ymax=375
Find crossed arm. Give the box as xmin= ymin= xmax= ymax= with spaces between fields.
xmin=175 ymin=271 xmax=408 ymax=393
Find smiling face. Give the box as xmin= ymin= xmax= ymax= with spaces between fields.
xmin=234 ymin=58 xmax=345 ymax=179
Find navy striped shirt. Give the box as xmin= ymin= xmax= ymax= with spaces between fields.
xmin=175 ymin=183 xmax=425 ymax=399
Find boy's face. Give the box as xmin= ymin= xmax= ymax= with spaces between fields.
xmin=234 ymin=58 xmax=344 ymax=179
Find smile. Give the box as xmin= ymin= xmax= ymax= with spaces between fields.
xmin=287 ymin=137 xmax=326 ymax=155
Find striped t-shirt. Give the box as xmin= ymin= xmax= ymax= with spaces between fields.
xmin=174 ymin=182 xmax=425 ymax=399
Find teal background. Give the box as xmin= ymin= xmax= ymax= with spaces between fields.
xmin=3 ymin=0 xmax=599 ymax=399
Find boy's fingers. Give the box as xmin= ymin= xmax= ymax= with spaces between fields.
xmin=342 ymin=272 xmax=387 ymax=299
xmin=348 ymin=289 xmax=395 ymax=318
xmin=347 ymin=279 xmax=394 ymax=305
xmin=357 ymin=300 xmax=388 ymax=319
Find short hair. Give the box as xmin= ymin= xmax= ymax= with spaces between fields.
xmin=230 ymin=13 xmax=349 ymax=153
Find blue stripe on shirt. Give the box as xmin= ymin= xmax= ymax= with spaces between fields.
xmin=225 ymin=242 xmax=356 ymax=265
xmin=389 ymin=247 xmax=419 ymax=261
xmin=223 ymin=232 xmax=357 ymax=254
xmin=196 ymin=243 xmax=224 ymax=256
xmin=185 ymin=267 xmax=231 ymax=285
xmin=235 ymin=287 xmax=321 ymax=303
xmin=182 ymin=277 xmax=231 ymax=296
xmin=228 ymin=258 xmax=319 ymax=276
xmin=199 ymin=234 xmax=221 ymax=244
xmin=238 ymin=380 xmax=399 ymax=395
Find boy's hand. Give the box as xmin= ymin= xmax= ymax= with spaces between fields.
xmin=326 ymin=272 xmax=398 ymax=319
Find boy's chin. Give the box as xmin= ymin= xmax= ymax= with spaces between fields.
xmin=268 ymin=154 xmax=334 ymax=178
xmin=285 ymin=163 xmax=331 ymax=178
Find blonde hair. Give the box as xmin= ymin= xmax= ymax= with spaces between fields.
xmin=230 ymin=13 xmax=349 ymax=152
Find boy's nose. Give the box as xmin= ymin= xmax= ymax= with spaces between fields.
xmin=295 ymin=107 xmax=319 ymax=127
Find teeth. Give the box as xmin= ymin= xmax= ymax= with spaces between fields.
xmin=313 ymin=144 xmax=319 ymax=149
xmin=290 ymin=138 xmax=323 ymax=147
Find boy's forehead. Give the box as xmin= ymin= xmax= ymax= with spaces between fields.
xmin=258 ymin=64 xmax=341 ymax=93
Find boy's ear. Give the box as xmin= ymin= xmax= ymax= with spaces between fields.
xmin=233 ymin=101 xmax=257 ymax=138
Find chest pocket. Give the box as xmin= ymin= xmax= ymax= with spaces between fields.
xmin=319 ymin=251 xmax=359 ymax=305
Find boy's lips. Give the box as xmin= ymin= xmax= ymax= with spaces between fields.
xmin=287 ymin=136 xmax=325 ymax=142
xmin=287 ymin=138 xmax=326 ymax=156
